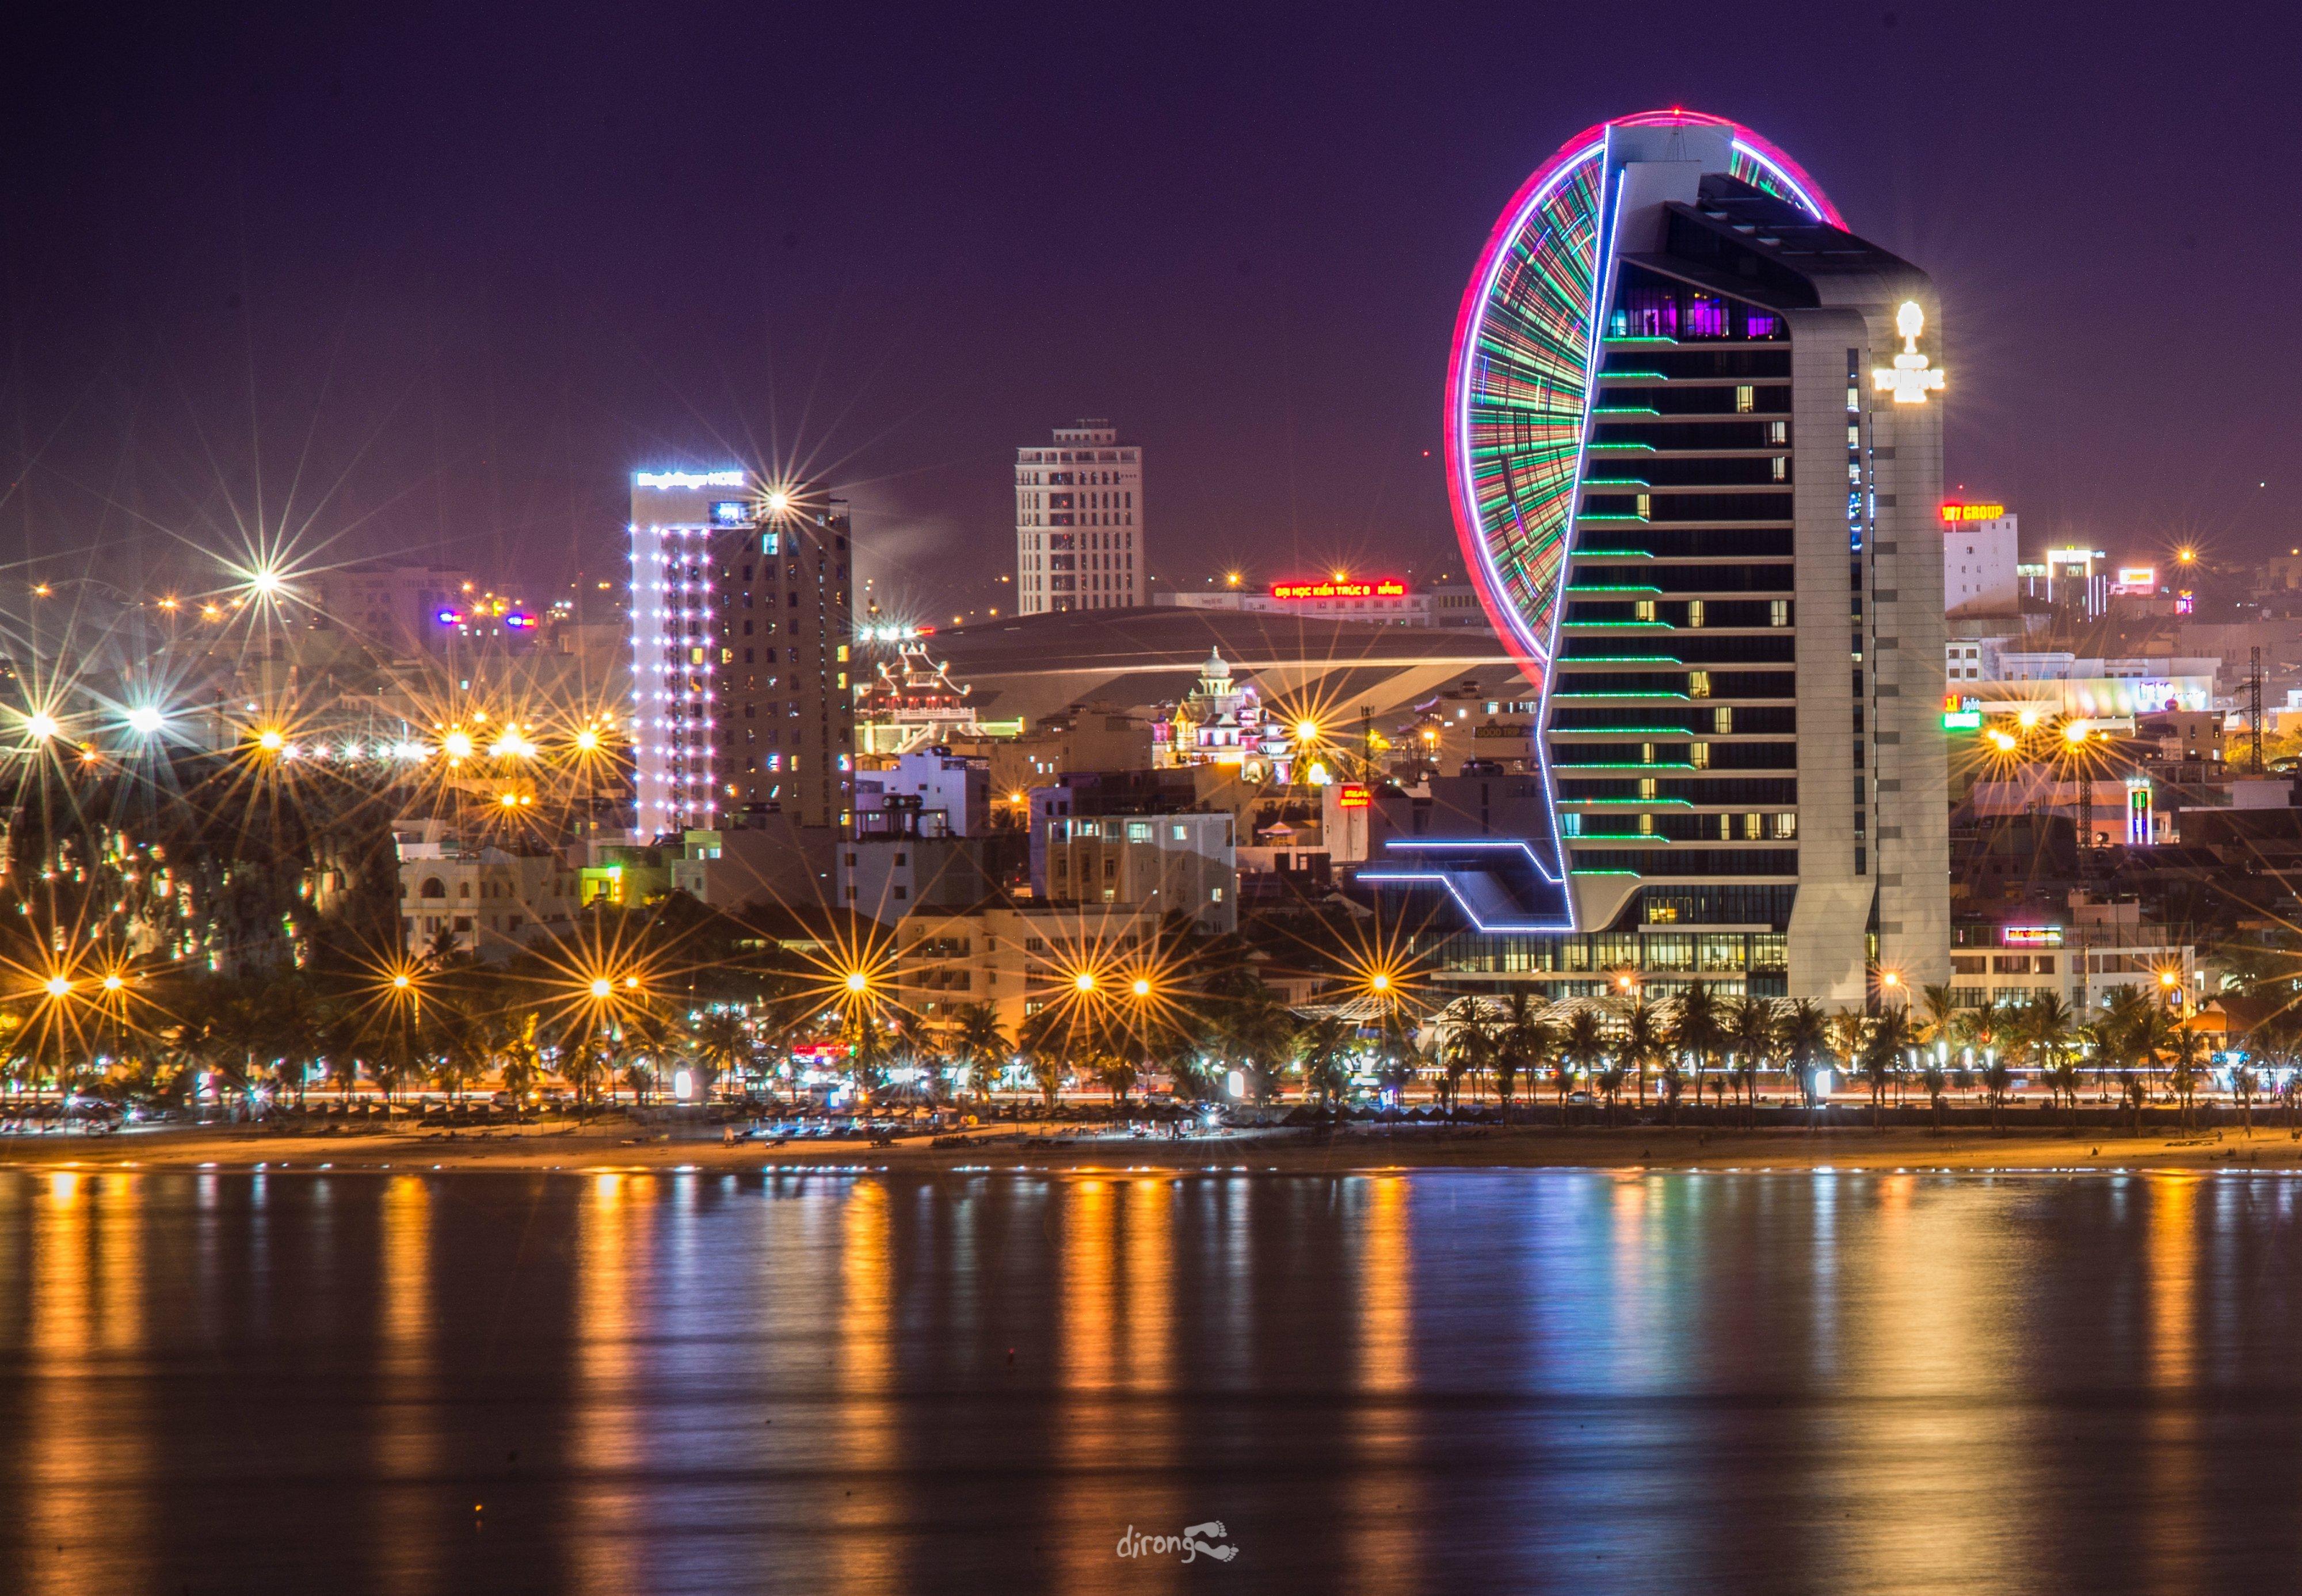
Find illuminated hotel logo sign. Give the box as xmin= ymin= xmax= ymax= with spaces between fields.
xmin=2002 ymin=925 xmax=2064 ymax=948
xmin=1939 ymin=502 xmax=2005 ymax=523
xmin=1873 ymin=301 xmax=1945 ymax=405
xmin=2110 ymin=566 xmax=2158 ymax=596
xmin=1270 ymin=578 xmax=1408 ymax=601
xmin=1337 ymin=783 xmax=1373 ymax=810
xmin=633 ymin=469 xmax=746 ymax=489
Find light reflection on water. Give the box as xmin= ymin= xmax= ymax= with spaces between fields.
xmin=2 ymin=1168 xmax=2301 ymax=1594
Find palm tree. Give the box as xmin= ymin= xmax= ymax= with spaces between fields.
xmin=1299 ymin=1015 xmax=1355 ymax=1112
xmin=689 ymin=1011 xmax=750 ymax=1104
xmin=1440 ymin=998 xmax=1490 ymax=1114
xmin=1017 ymin=1007 xmax=1066 ymax=1111
xmin=1727 ymin=996 xmax=1773 ymax=1127
xmin=1858 ymin=1006 xmax=1912 ymax=1129
xmin=2233 ymin=1061 xmax=2259 ymax=1135
xmin=1618 ymin=996 xmax=1663 ymax=1110
xmin=2167 ymin=1018 xmax=2205 ymax=1129
xmin=2018 ymin=993 xmax=2077 ymax=1126
xmin=1560 ymin=1008 xmax=1606 ymax=1125
xmin=1672 ymin=984 xmax=1723 ymax=1117
xmin=1493 ymin=991 xmax=1546 ymax=1122
xmin=1779 ymin=1000 xmax=1831 ymax=1109
xmin=946 ymin=1003 xmax=1010 ymax=1103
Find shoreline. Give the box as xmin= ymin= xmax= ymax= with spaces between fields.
xmin=2 ymin=1120 xmax=2297 ymax=1176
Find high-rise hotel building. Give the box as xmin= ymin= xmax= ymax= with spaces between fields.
xmin=1015 ymin=420 xmax=1144 ymax=614
xmin=628 ymin=471 xmax=855 ymax=838
xmin=1364 ymin=110 xmax=1948 ymax=1003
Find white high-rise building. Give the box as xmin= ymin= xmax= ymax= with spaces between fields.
xmin=628 ymin=468 xmax=751 ymax=837
xmin=1015 ymin=420 xmax=1143 ymax=614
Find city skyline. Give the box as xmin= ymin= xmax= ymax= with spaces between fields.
xmin=4 ymin=5 xmax=2298 ymax=624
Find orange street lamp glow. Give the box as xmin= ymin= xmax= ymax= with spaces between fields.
xmin=256 ymin=728 xmax=285 ymax=753
xmin=1131 ymin=977 xmax=1152 ymax=997
xmin=844 ymin=970 xmax=870 ymax=994
xmin=574 ymin=727 xmax=601 ymax=753
xmin=1074 ymin=972 xmax=1097 ymax=993
xmin=1293 ymin=718 xmax=1320 ymax=743
xmin=1987 ymin=728 xmax=2017 ymax=752
xmin=43 ymin=976 xmax=70 ymax=999
xmin=393 ymin=974 xmax=411 ymax=990
xmin=1880 ymin=970 xmax=1901 ymax=989
xmin=2159 ymin=970 xmax=2179 ymax=989
xmin=1371 ymin=972 xmax=1392 ymax=993
xmin=101 ymin=973 xmax=124 ymax=993
xmin=2062 ymin=721 xmax=2090 ymax=745
xmin=442 ymin=729 xmax=475 ymax=761
xmin=623 ymin=976 xmax=640 ymax=990
xmin=589 ymin=977 xmax=613 ymax=999
xmin=23 ymin=711 xmax=58 ymax=742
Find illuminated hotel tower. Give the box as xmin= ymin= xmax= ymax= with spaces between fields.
xmin=629 ymin=471 xmax=855 ymax=837
xmin=1364 ymin=110 xmax=1949 ymax=1003
xmin=1015 ymin=419 xmax=1144 ymax=614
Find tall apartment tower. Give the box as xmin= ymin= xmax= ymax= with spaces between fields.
xmin=1365 ymin=110 xmax=1949 ymax=1004
xmin=629 ymin=471 xmax=854 ymax=837
xmin=1015 ymin=420 xmax=1144 ymax=615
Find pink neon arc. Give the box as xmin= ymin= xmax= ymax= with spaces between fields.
xmin=1443 ymin=108 xmax=1839 ymax=679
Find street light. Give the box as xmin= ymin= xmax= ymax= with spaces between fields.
xmin=22 ymin=711 xmax=58 ymax=742
xmin=1131 ymin=977 xmax=1152 ymax=998
xmin=1074 ymin=972 xmax=1097 ymax=994
xmin=125 ymin=706 xmax=166 ymax=736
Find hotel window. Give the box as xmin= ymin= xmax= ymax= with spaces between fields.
xmin=1770 ymin=600 xmax=1790 ymax=627
xmin=1686 ymin=599 xmax=1705 ymax=629
xmin=1714 ymin=706 xmax=1733 ymax=734
xmin=1735 ymin=385 xmax=1755 ymax=414
xmin=1689 ymin=671 xmax=1712 ymax=699
xmin=1770 ymin=421 xmax=1788 ymax=444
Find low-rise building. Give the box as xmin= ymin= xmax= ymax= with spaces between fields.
xmin=1946 ymin=900 xmax=2199 ymax=1016
xmin=1045 ymin=809 xmax=1234 ymax=932
xmin=893 ymin=901 xmax=1183 ymax=1031
xmin=398 ymin=840 xmax=578 ymax=958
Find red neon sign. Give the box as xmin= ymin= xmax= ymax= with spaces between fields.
xmin=1270 ymin=578 xmax=1408 ymax=601
xmin=1337 ymin=784 xmax=1371 ymax=809
xmin=1939 ymin=502 xmax=2007 ymax=524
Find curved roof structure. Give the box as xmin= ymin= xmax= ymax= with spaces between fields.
xmin=1445 ymin=110 xmax=1838 ymax=677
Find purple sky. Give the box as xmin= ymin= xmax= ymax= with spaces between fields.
xmin=5 ymin=2 xmax=2298 ymax=623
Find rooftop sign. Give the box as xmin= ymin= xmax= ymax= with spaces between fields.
xmin=1940 ymin=502 xmax=2006 ymax=523
xmin=1270 ymin=578 xmax=1408 ymax=601
xmin=633 ymin=470 xmax=746 ymax=489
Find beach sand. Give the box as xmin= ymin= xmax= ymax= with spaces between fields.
xmin=3 ymin=1117 xmax=2296 ymax=1175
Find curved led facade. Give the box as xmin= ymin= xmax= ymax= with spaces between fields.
xmin=1445 ymin=111 xmax=1836 ymax=676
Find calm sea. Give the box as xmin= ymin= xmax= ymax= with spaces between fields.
xmin=1 ymin=1166 xmax=2297 ymax=1594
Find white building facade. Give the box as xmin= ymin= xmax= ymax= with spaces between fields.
xmin=1941 ymin=508 xmax=2018 ymax=615
xmin=1015 ymin=420 xmax=1143 ymax=615
xmin=629 ymin=469 xmax=751 ymax=835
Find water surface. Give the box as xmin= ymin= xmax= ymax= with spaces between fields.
xmin=1 ymin=1167 xmax=2297 ymax=1594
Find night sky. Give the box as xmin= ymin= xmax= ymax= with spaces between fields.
xmin=6 ymin=2 xmax=2299 ymax=622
